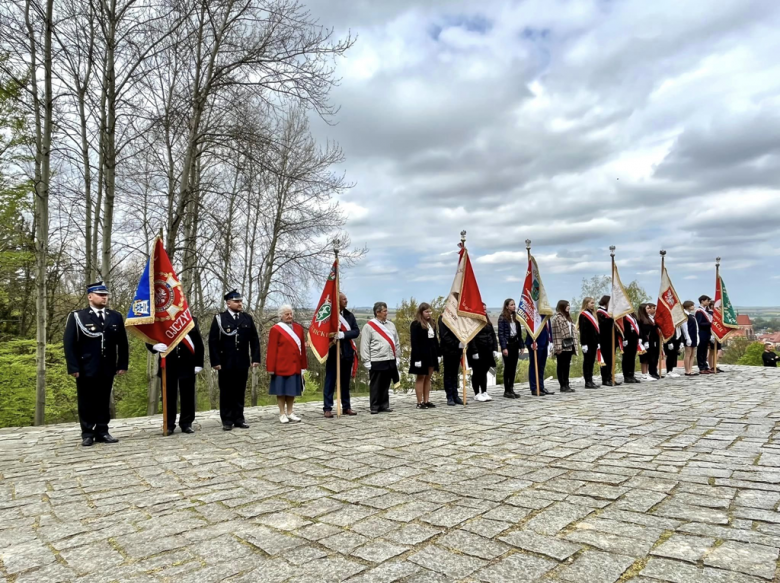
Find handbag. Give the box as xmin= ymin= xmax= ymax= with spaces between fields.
xmin=562 ymin=337 xmax=575 ymax=350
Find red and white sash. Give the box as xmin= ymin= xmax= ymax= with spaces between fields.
xmin=339 ymin=313 xmax=358 ymax=378
xmin=624 ymin=314 xmax=646 ymax=355
xmin=182 ymin=334 xmax=195 ymax=354
xmin=275 ymin=322 xmax=302 ymax=354
xmin=597 ymin=308 xmax=611 ymax=320
xmin=580 ymin=311 xmax=606 ymax=366
xmin=367 ymin=319 xmax=397 ymax=358
xmin=697 ymin=307 xmax=713 ymax=323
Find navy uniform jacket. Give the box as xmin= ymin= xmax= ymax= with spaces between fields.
xmin=525 ymin=321 xmax=551 ymax=350
xmin=208 ymin=311 xmax=261 ymax=370
xmin=63 ymin=308 xmax=129 ymax=377
xmin=146 ymin=317 xmax=205 ymax=378
xmin=328 ymin=309 xmax=359 ymax=361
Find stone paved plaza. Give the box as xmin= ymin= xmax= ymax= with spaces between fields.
xmin=2 ymin=366 xmax=780 ymax=582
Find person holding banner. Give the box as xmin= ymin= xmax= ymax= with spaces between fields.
xmin=323 ymin=293 xmax=359 ymax=418
xmin=64 ymin=282 xmax=129 ymax=446
xmin=638 ymin=303 xmax=661 ymax=380
xmin=146 ymin=317 xmax=205 ymax=435
xmin=621 ymin=312 xmax=643 ymax=384
xmin=498 ymin=299 xmax=523 ymax=399
xmin=266 ymin=305 xmax=307 ymax=424
xmin=552 ymin=300 xmax=577 ymax=392
xmin=409 ymin=302 xmax=441 ymax=408
xmin=438 ymin=315 xmax=464 ymax=406
xmin=577 ymin=297 xmax=600 ymax=389
xmin=467 ymin=304 xmax=498 ymax=401
xmin=597 ymin=296 xmax=621 ymax=387
xmin=525 ymin=320 xmax=552 ymax=395
xmin=208 ymin=290 xmax=261 ymax=430
xmin=681 ymin=301 xmax=699 ymax=376
xmin=695 ymin=295 xmax=713 ymax=374
xmin=360 ymin=302 xmax=401 ymax=414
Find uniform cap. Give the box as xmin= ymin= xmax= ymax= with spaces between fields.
xmin=87 ymin=281 xmax=109 ymax=295
xmin=224 ymin=289 xmax=242 ymax=301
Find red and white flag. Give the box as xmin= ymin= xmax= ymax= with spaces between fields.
xmin=441 ymin=244 xmax=486 ymax=344
xmin=308 ymin=260 xmax=340 ymax=363
xmin=517 ymin=255 xmax=553 ymax=340
xmin=656 ymin=265 xmax=686 ymax=342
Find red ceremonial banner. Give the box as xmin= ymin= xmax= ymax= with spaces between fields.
xmin=308 ymin=260 xmax=340 ymax=363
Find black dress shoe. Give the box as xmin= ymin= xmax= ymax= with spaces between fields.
xmin=370 ymin=410 xmax=379 ymax=414
xmin=447 ymin=399 xmax=456 ymax=406
xmin=424 ymin=402 xmax=436 ymax=408
xmin=82 ymin=437 xmax=94 ymax=447
xmin=181 ymin=426 xmax=194 ymax=434
xmin=234 ymin=422 xmax=250 ymax=429
xmin=416 ymin=403 xmax=426 ymax=409
xmin=541 ymin=389 xmax=555 ymax=395
xmin=560 ymin=386 xmax=575 ymax=393
xmin=503 ymin=391 xmax=515 ymax=399
xmin=222 ymin=424 xmax=233 ymax=431
xmin=165 ymin=429 xmax=175 ymax=436
xmin=453 ymin=397 xmax=464 ymax=405
xmin=95 ymin=434 xmax=119 ymax=443
xmin=531 ymin=391 xmax=544 ymax=396
xmin=584 ymin=381 xmax=598 ymax=388
xmin=380 ymin=409 xmax=393 ymax=413
xmin=602 ymin=380 xmax=615 ymax=387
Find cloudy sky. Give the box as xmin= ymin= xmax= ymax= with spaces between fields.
xmin=306 ymin=0 xmax=780 ymax=308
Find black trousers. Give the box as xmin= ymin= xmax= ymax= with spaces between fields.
xmin=442 ymin=353 xmax=460 ymax=401
xmin=601 ymin=343 xmax=616 ymax=383
xmin=556 ymin=350 xmax=573 ymax=387
xmin=77 ymin=374 xmax=114 ymax=438
xmin=369 ymin=368 xmax=392 ymax=412
xmin=697 ymin=333 xmax=710 ymax=370
xmin=218 ymin=367 xmax=248 ymax=426
xmin=582 ymin=344 xmax=597 ymax=383
xmin=646 ymin=344 xmax=660 ymax=377
xmin=163 ymin=373 xmax=196 ymax=429
xmin=665 ymin=339 xmax=680 ymax=374
xmin=324 ymin=356 xmax=353 ymax=411
xmin=502 ymin=338 xmax=520 ymax=392
xmin=472 ymin=362 xmax=489 ymax=395
xmin=528 ymin=349 xmax=548 ymax=394
xmin=623 ymin=344 xmax=637 ymax=379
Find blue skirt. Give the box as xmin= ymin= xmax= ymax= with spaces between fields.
xmin=269 ymin=374 xmax=303 ymax=397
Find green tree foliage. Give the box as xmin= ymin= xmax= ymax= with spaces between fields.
xmin=394 ymin=296 xmax=446 ymax=391
xmin=572 ymin=275 xmax=650 ymax=314
xmin=737 ymin=342 xmax=767 ymax=367
xmin=720 ymin=336 xmax=750 ymax=364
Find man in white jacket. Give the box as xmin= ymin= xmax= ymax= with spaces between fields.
xmin=359 ymin=302 xmax=401 ymax=414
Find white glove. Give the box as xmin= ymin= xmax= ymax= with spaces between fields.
xmin=547 ymin=345 xmax=553 ymax=357
xmin=364 ymin=361 xmax=371 ymax=370
xmin=711 ymin=337 xmax=716 ymax=345
xmin=493 ymin=351 xmax=501 ymax=360
xmin=301 ymin=369 xmax=307 ymax=375
xmin=644 ymin=342 xmax=650 ymax=349
xmin=623 ymin=340 xmax=628 ymax=347
xmin=414 ymin=361 xmax=422 ymax=367
xmin=686 ymin=340 xmax=692 ymax=347
xmin=582 ymin=345 xmax=588 ymax=354
xmin=458 ymin=342 xmax=464 ymax=349
xmin=597 ymin=344 xmax=601 ymax=350
xmin=337 ymin=331 xmax=344 ymax=340
xmin=153 ymin=343 xmax=168 ymax=353
xmin=472 ymin=353 xmax=479 ymax=360
xmin=396 ymin=358 xmax=400 ymax=368
xmin=438 ymin=356 xmax=443 ymax=363
xmin=667 ymin=343 xmax=674 ymax=350
xmin=194 ymin=366 xmax=203 ymax=374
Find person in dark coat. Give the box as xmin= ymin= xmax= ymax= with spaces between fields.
xmin=208 ymin=290 xmax=261 ymax=431
xmin=638 ymin=303 xmax=661 ymax=380
xmin=409 ymin=302 xmax=441 ymax=409
xmin=695 ymin=295 xmax=713 ymax=374
xmin=63 ymin=282 xmax=129 ymax=446
xmin=146 ymin=317 xmax=205 ymax=435
xmin=577 ymin=297 xmax=599 ymax=389
xmin=763 ymin=343 xmax=780 ymax=367
xmin=497 ymin=298 xmax=524 ymax=399
xmin=467 ymin=304 xmax=498 ymax=401
xmin=438 ymin=315 xmax=464 ymax=406
xmin=597 ymin=296 xmax=622 ymax=387
xmin=526 ymin=320 xmax=552 ymax=395
xmin=621 ymin=312 xmax=642 ymax=384
xmin=323 ymin=293 xmax=360 ymax=418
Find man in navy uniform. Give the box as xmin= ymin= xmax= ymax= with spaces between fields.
xmin=63 ymin=282 xmax=129 ymax=446
xmin=323 ymin=292 xmax=359 ymax=418
xmin=208 ymin=290 xmax=261 ymax=430
xmin=147 ymin=317 xmax=205 ymax=435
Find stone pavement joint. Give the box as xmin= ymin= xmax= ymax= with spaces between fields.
xmin=1 ymin=365 xmax=780 ymax=582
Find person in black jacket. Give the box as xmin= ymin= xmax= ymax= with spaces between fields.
xmin=438 ymin=315 xmax=464 ymax=406
xmin=577 ymin=297 xmax=599 ymax=389
xmin=208 ymin=290 xmax=261 ymax=431
xmin=323 ymin=293 xmax=360 ymax=418
xmin=763 ymin=343 xmax=780 ymax=367
xmin=638 ymin=303 xmax=661 ymax=380
xmin=147 ymin=317 xmax=205 ymax=435
xmin=467 ymin=304 xmax=498 ymax=401
xmin=497 ymin=298 xmax=524 ymax=399
xmin=63 ymin=282 xmax=129 ymax=446
xmin=621 ymin=312 xmax=642 ymax=384
xmin=409 ymin=303 xmax=441 ymax=409
xmin=597 ymin=296 xmax=622 ymax=387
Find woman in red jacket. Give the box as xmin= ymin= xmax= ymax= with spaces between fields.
xmin=266 ymin=305 xmax=308 ymax=424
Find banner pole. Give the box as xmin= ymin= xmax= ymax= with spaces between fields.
xmin=610 ymin=246 xmax=616 ymax=385
xmin=461 ymin=230 xmax=468 ymax=406
xmin=161 ymin=356 xmax=167 ymax=435
xmin=334 ymin=241 xmax=342 ymax=417
xmin=658 ymin=250 xmax=666 ymax=377
xmin=714 ymin=257 xmax=721 ymax=374
xmin=525 ymin=240 xmax=540 ymax=397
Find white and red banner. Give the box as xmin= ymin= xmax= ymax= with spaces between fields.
xmin=517 ymin=255 xmax=553 ymax=340
xmin=441 ymin=244 xmax=487 ymax=344
xmin=656 ymin=265 xmax=686 ymax=342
